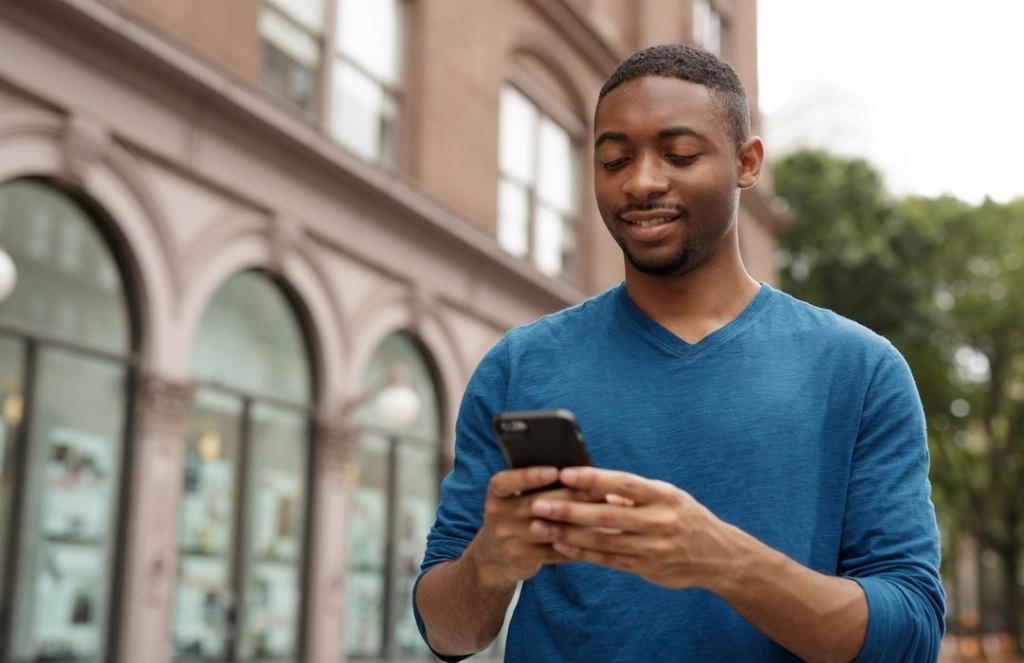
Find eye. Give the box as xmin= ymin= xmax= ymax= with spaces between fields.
xmin=666 ymin=154 xmax=700 ymax=165
xmin=601 ymin=158 xmax=630 ymax=171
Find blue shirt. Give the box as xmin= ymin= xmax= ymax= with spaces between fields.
xmin=416 ymin=283 xmax=944 ymax=661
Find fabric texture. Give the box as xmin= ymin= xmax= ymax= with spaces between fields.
xmin=414 ymin=283 xmax=945 ymax=662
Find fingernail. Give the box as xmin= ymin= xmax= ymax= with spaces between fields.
xmin=538 ymin=467 xmax=558 ymax=482
xmin=531 ymin=520 xmax=551 ymax=538
xmin=553 ymin=542 xmax=573 ymax=555
xmin=532 ymin=499 xmax=552 ymax=517
xmin=561 ymin=468 xmax=578 ymax=484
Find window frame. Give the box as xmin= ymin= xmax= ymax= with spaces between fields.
xmin=497 ymin=68 xmax=585 ymax=282
xmin=258 ymin=0 xmax=409 ymax=167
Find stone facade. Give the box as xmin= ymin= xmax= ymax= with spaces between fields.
xmin=0 ymin=1 xmax=785 ymax=660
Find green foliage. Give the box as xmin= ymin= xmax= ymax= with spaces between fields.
xmin=774 ymin=149 xmax=1024 ymax=639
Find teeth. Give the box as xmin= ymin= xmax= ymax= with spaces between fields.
xmin=633 ymin=218 xmax=672 ymax=228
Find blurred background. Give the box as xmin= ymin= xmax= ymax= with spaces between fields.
xmin=0 ymin=0 xmax=1018 ymax=661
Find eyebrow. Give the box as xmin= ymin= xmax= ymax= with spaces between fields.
xmin=594 ymin=126 xmax=706 ymax=149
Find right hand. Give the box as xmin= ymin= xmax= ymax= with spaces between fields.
xmin=466 ymin=466 xmax=584 ymax=589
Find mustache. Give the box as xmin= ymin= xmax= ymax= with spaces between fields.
xmin=614 ymin=202 xmax=688 ymax=217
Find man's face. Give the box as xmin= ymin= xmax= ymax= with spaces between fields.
xmin=593 ymin=76 xmax=747 ymax=278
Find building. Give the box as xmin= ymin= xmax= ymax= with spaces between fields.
xmin=0 ymin=0 xmax=785 ymax=660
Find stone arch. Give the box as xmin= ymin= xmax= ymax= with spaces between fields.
xmin=176 ymin=219 xmax=346 ymax=413
xmin=343 ymin=283 xmax=466 ymax=447
xmin=0 ymin=108 xmax=179 ymax=371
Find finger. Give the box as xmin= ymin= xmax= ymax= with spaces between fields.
xmin=558 ymin=467 xmax=675 ymax=504
xmin=605 ymin=493 xmax=636 ymax=507
xmin=552 ymin=541 xmax=642 ymax=573
xmin=545 ymin=522 xmax=646 ymax=555
xmin=531 ymin=497 xmax=640 ymax=531
xmin=489 ymin=466 xmax=559 ymax=498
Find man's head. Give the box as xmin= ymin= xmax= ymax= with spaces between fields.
xmin=593 ymin=45 xmax=763 ymax=279
xmin=598 ymin=43 xmax=750 ymax=149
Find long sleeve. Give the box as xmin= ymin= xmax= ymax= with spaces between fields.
xmin=842 ymin=346 xmax=946 ymax=661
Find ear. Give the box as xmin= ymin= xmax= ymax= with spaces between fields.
xmin=736 ymin=136 xmax=764 ymax=189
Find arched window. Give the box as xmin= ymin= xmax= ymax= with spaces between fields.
xmin=344 ymin=332 xmax=442 ymax=660
xmin=172 ymin=271 xmax=315 ymax=661
xmin=0 ymin=178 xmax=133 ymax=662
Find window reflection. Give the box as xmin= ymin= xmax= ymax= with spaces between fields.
xmin=497 ymin=86 xmax=579 ymax=277
xmin=174 ymin=271 xmax=313 ymax=662
xmin=10 ymin=348 xmax=126 ymax=662
xmin=344 ymin=332 xmax=441 ymax=660
xmin=0 ymin=179 xmax=131 ymax=663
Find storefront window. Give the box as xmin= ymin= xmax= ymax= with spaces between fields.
xmin=172 ymin=271 xmax=313 ymax=662
xmin=0 ymin=178 xmax=132 ymax=663
xmin=344 ymin=332 xmax=442 ymax=660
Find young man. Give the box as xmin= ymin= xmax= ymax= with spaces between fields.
xmin=413 ymin=44 xmax=944 ymax=661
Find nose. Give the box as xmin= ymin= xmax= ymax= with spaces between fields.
xmin=622 ymin=153 xmax=669 ymax=200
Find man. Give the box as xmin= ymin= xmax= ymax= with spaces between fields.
xmin=414 ymin=44 xmax=944 ymax=661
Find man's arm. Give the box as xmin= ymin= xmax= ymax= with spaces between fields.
xmin=415 ymin=466 xmax=573 ymax=658
xmin=532 ymin=468 xmax=868 ymax=662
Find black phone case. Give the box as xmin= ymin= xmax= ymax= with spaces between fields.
xmin=491 ymin=409 xmax=592 ymax=469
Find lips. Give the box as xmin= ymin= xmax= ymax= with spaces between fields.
xmin=616 ymin=205 xmax=685 ymax=240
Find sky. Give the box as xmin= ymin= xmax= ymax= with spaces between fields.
xmin=757 ymin=0 xmax=1024 ymax=204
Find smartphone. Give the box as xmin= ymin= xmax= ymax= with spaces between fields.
xmin=492 ymin=409 xmax=592 ymax=471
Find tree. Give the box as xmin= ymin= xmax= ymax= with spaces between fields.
xmin=773 ymin=149 xmax=1024 ymax=651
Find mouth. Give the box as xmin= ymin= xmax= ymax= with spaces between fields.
xmin=621 ymin=215 xmax=679 ymax=228
xmin=616 ymin=204 xmax=686 ymax=229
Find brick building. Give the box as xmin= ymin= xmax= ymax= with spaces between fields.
xmin=0 ymin=1 xmax=785 ymax=660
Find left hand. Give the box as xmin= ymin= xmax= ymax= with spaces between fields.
xmin=528 ymin=466 xmax=739 ymax=590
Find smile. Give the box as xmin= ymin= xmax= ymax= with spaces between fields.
xmin=625 ymin=217 xmax=676 ymax=228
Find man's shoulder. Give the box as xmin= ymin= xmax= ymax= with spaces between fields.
xmin=766 ymin=287 xmax=897 ymax=357
xmin=505 ymin=284 xmax=622 ymax=344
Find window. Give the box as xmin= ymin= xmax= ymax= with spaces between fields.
xmin=497 ymin=86 xmax=579 ymax=277
xmin=0 ymin=179 xmax=132 ymax=663
xmin=171 ymin=271 xmax=314 ymax=661
xmin=259 ymin=0 xmax=405 ymax=165
xmin=693 ymin=0 xmax=723 ymax=55
xmin=344 ymin=332 xmax=442 ymax=660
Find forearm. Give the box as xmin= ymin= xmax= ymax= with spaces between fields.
xmin=415 ymin=540 xmax=518 ymax=657
xmin=711 ymin=524 xmax=867 ymax=663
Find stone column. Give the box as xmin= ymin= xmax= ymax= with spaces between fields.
xmin=117 ymin=374 xmax=193 ymax=663
xmin=304 ymin=418 xmax=357 ymax=663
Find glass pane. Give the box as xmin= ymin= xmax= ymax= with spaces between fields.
xmin=534 ymin=204 xmax=564 ymax=276
xmin=172 ymin=389 xmax=242 ymax=661
xmin=344 ymin=433 xmax=388 ymax=657
xmin=0 ymin=336 xmax=24 ymax=613
xmin=260 ymin=9 xmax=318 ymax=112
xmin=238 ymin=403 xmax=308 ymax=660
xmin=330 ymin=60 xmax=398 ymax=163
xmin=536 ymin=117 xmax=576 ymax=214
xmin=497 ymin=179 xmax=529 ymax=259
xmin=267 ymin=0 xmax=325 ymax=33
xmin=335 ymin=0 xmax=402 ymax=85
xmin=9 ymin=347 xmax=126 ymax=662
xmin=191 ymin=271 xmax=311 ymax=405
xmin=391 ymin=442 xmax=436 ymax=657
xmin=358 ymin=333 xmax=442 ymax=439
xmin=0 ymin=179 xmax=130 ymax=355
xmin=498 ymin=87 xmax=538 ymax=184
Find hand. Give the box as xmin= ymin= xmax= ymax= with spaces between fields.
xmin=467 ymin=466 xmax=589 ymax=589
xmin=529 ymin=467 xmax=739 ymax=590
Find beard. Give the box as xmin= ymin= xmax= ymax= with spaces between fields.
xmin=617 ymin=234 xmax=700 ymax=276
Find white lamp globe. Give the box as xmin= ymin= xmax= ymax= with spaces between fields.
xmin=0 ymin=247 xmax=16 ymax=303
xmin=374 ymin=383 xmax=421 ymax=429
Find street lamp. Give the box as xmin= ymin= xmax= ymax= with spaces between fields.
xmin=0 ymin=243 xmax=16 ymax=303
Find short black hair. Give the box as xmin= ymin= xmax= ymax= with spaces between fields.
xmin=597 ymin=43 xmax=751 ymax=147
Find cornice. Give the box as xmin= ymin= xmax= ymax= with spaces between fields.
xmin=523 ymin=0 xmax=625 ymax=75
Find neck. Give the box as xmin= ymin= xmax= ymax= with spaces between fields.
xmin=623 ymin=240 xmax=760 ymax=345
